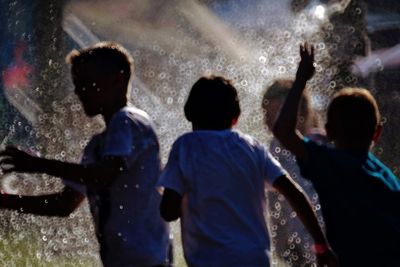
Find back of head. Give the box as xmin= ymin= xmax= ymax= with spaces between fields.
xmin=184 ymin=76 xmax=241 ymax=130
xmin=262 ymin=80 xmax=294 ymax=111
xmin=326 ymin=88 xmax=380 ymax=148
xmin=262 ymin=79 xmax=317 ymax=132
xmin=66 ymin=42 xmax=133 ymax=95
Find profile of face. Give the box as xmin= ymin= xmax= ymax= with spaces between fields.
xmin=72 ymin=64 xmax=115 ymax=117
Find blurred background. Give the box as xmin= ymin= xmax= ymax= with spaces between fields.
xmin=0 ymin=0 xmax=399 ymax=266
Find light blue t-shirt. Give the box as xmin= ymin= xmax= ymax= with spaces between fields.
xmin=66 ymin=106 xmax=170 ymax=267
xmin=158 ymin=130 xmax=287 ymax=267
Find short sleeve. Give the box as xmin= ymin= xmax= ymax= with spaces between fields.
xmin=263 ymin=149 xmax=288 ymax=185
xmin=297 ymin=138 xmax=330 ymax=183
xmin=103 ymin=111 xmax=134 ymax=157
xmin=157 ymin=140 xmax=186 ymax=196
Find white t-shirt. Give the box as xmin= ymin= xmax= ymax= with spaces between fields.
xmin=65 ymin=106 xmax=170 ymax=267
xmin=267 ymin=137 xmax=324 ymax=265
xmin=158 ymin=130 xmax=287 ymax=267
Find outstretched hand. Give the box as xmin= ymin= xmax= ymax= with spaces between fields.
xmin=296 ymin=43 xmax=315 ymax=83
xmin=0 ymin=146 xmax=40 ymax=174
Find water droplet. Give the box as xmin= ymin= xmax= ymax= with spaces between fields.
xmin=259 ymin=56 xmax=267 ymax=63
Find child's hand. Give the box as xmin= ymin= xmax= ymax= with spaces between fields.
xmin=0 ymin=146 xmax=40 ymax=174
xmin=296 ymin=43 xmax=315 ymax=83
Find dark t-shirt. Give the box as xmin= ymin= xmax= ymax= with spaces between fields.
xmin=298 ymin=139 xmax=400 ymax=267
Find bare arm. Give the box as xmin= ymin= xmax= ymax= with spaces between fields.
xmin=274 ymin=175 xmax=326 ymax=243
xmin=0 ymin=146 xmax=123 ymax=187
xmin=352 ymin=44 xmax=400 ymax=77
xmin=0 ymin=186 xmax=84 ymax=217
xmin=273 ymin=175 xmax=339 ymax=266
xmin=160 ymin=188 xmax=182 ymax=222
xmin=273 ymin=44 xmax=315 ymax=161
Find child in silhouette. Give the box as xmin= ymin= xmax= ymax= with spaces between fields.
xmin=273 ymin=43 xmax=400 ymax=266
xmin=0 ymin=42 xmax=171 ymax=267
xmin=158 ymin=76 xmax=337 ymax=267
xmin=262 ymin=79 xmax=326 ymax=265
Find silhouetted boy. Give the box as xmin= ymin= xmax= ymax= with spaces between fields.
xmin=158 ymin=76 xmax=337 ymax=267
xmin=273 ymin=43 xmax=400 ymax=266
xmin=0 ymin=42 xmax=170 ymax=267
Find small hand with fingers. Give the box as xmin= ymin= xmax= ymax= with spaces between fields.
xmin=296 ymin=42 xmax=315 ymax=83
xmin=0 ymin=146 xmax=40 ymax=174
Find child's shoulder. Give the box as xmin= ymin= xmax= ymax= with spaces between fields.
xmin=236 ymin=131 xmax=264 ymax=147
xmin=175 ymin=130 xmax=264 ymax=151
xmin=298 ymin=138 xmax=340 ymax=171
xmin=177 ymin=129 xmax=240 ymax=140
xmin=118 ymin=106 xmax=150 ymax=121
xmin=172 ymin=130 xmax=233 ymax=145
xmin=109 ymin=105 xmax=153 ymax=129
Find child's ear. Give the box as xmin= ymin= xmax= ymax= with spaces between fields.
xmin=372 ymin=123 xmax=383 ymax=143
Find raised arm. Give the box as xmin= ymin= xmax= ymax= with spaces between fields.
xmin=272 ymin=43 xmax=315 ymax=160
xmin=273 ymin=175 xmax=338 ymax=266
xmin=0 ymin=146 xmax=123 ymax=187
xmin=0 ymin=186 xmax=84 ymax=217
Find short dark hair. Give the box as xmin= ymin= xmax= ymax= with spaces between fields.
xmin=327 ymin=88 xmax=380 ymax=144
xmin=66 ymin=42 xmax=133 ymax=90
xmin=184 ymin=76 xmax=241 ymax=130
